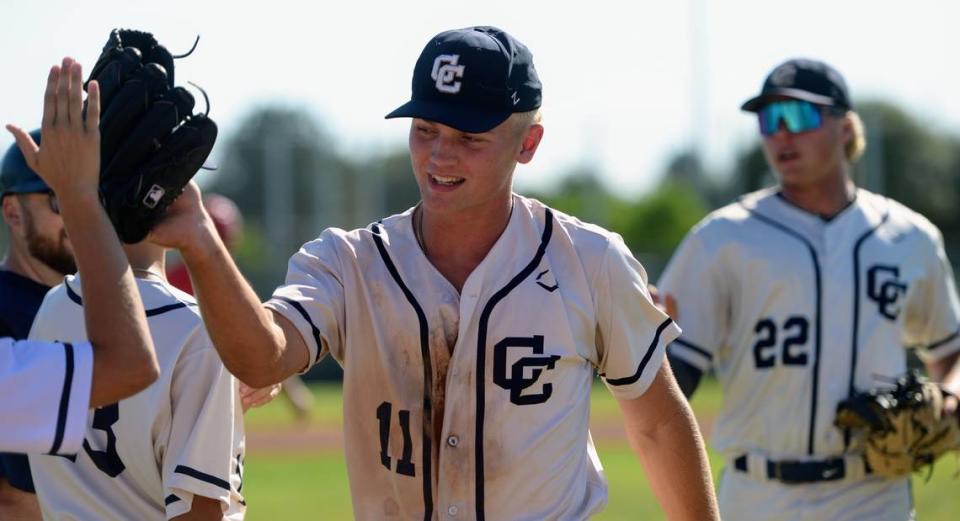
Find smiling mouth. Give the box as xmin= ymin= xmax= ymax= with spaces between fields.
xmin=430 ymin=174 xmax=465 ymax=186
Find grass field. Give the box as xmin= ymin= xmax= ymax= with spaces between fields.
xmin=242 ymin=379 xmax=958 ymax=519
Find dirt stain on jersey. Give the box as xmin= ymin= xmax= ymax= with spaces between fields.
xmin=383 ymin=497 xmax=400 ymax=517
xmin=429 ymin=327 xmax=452 ymax=446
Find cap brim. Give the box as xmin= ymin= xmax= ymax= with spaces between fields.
xmin=741 ymin=88 xmax=837 ymax=112
xmin=385 ymin=99 xmax=512 ymax=133
xmin=1 ymin=178 xmax=50 ymax=196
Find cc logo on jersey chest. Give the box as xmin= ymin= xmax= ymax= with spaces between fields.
xmin=867 ymin=264 xmax=907 ymax=320
xmin=493 ymin=335 xmax=561 ymax=405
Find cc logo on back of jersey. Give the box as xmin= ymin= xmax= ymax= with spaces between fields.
xmin=493 ymin=335 xmax=560 ymax=405
xmin=867 ymin=264 xmax=907 ymax=321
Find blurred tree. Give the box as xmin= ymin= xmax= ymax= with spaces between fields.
xmin=525 ymin=163 xmax=709 ymax=278
xmin=611 ymin=181 xmax=709 ymax=276
xmin=526 ymin=166 xmax=621 ymax=228
xmin=207 ymin=105 xmax=346 ymax=296
xmin=854 ymin=100 xmax=960 ymax=243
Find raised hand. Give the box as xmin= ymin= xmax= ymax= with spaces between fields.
xmin=6 ymin=57 xmax=101 ymax=199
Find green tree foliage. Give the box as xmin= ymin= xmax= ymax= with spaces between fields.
xmin=854 ymin=100 xmax=960 ymax=242
xmin=527 ymin=165 xmax=709 ymax=278
xmin=206 ymin=105 xmax=419 ymax=297
xmin=610 ymin=182 xmax=708 ymax=275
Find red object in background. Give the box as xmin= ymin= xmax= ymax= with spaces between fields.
xmin=166 ymin=193 xmax=243 ymax=295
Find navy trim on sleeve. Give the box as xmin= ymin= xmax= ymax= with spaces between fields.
xmin=925 ymin=328 xmax=960 ymax=353
xmin=174 ymin=465 xmax=231 ymax=491
xmin=673 ymin=337 xmax=712 ymax=361
xmin=48 ymin=342 xmax=75 ymax=455
xmin=165 ymin=494 xmax=181 ymax=506
xmin=371 ymin=221 xmax=434 ymax=521
xmin=273 ymin=296 xmax=325 ymax=363
xmin=605 ymin=318 xmax=675 ymax=386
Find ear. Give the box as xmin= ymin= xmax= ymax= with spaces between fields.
xmin=839 ymin=113 xmax=854 ymax=150
xmin=517 ymin=124 xmax=544 ymax=165
xmin=1 ymin=196 xmax=24 ymax=233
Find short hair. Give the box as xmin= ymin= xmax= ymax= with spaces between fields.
xmin=844 ymin=110 xmax=867 ymax=163
xmin=509 ymin=109 xmax=542 ymax=137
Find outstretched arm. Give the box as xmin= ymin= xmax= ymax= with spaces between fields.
xmin=7 ymin=57 xmax=158 ymax=407
xmin=147 ymin=186 xmax=309 ymax=388
xmin=617 ymin=362 xmax=719 ymax=521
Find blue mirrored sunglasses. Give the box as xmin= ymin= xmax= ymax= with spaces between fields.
xmin=757 ymin=100 xmax=824 ymax=136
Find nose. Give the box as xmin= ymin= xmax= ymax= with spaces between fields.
xmin=429 ymin=135 xmax=457 ymax=167
xmin=765 ymin=120 xmax=793 ymax=141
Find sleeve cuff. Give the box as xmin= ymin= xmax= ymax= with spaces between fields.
xmin=917 ymin=328 xmax=960 ymax=362
xmin=603 ymin=319 xmax=681 ymax=400
xmin=55 ymin=341 xmax=93 ymax=456
xmin=264 ymin=297 xmax=324 ymax=372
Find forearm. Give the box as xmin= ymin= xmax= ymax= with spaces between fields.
xmin=59 ymin=191 xmax=157 ymax=407
xmin=179 ymin=226 xmax=300 ymax=387
xmin=619 ymin=367 xmax=719 ymax=521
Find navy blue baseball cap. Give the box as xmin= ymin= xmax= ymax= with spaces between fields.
xmin=1 ymin=130 xmax=48 ymax=197
xmin=741 ymin=59 xmax=851 ymax=112
xmin=386 ymin=26 xmax=542 ymax=133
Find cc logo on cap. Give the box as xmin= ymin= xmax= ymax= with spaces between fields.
xmin=431 ymin=54 xmax=465 ymax=94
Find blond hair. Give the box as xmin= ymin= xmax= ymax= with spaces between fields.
xmin=845 ymin=110 xmax=867 ymax=163
xmin=509 ymin=109 xmax=542 ymax=137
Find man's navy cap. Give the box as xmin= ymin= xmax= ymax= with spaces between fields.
xmin=386 ymin=26 xmax=542 ymax=133
xmin=741 ymin=59 xmax=851 ymax=112
xmin=1 ymin=130 xmax=48 ymax=197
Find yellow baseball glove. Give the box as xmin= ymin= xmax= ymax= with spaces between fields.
xmin=835 ymin=371 xmax=960 ymax=478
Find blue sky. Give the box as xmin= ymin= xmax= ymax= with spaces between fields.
xmin=3 ymin=0 xmax=959 ymax=196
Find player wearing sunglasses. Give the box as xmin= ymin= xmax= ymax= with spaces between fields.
xmin=656 ymin=59 xmax=960 ymax=520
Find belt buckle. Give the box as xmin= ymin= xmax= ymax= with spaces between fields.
xmin=771 ymin=460 xmax=783 ymax=481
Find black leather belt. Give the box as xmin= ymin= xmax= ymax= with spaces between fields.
xmin=733 ymin=455 xmax=849 ymax=483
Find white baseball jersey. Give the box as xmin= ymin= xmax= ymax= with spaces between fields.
xmin=27 ymin=275 xmax=246 ymax=520
xmin=0 ymin=337 xmax=92 ymax=455
xmin=266 ymin=193 xmax=679 ymax=521
xmin=659 ymin=187 xmax=960 ymax=519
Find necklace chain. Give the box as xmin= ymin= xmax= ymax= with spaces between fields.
xmin=414 ymin=206 xmax=428 ymax=256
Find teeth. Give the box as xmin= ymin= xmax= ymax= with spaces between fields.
xmin=432 ymin=175 xmax=463 ymax=185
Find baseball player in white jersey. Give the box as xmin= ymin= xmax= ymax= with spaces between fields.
xmin=658 ymin=59 xmax=960 ymax=521
xmin=28 ymin=268 xmax=246 ymax=521
xmin=148 ymin=26 xmax=720 ymax=521
xmin=11 ymin=60 xmax=246 ymax=520
xmin=2 ymin=57 xmax=158 ymax=453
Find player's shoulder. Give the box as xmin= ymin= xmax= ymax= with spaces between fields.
xmin=517 ymin=194 xmax=621 ymax=253
xmin=858 ymin=189 xmax=943 ymax=242
xmin=57 ymin=274 xmax=205 ymax=339
xmin=676 ymin=187 xmax=774 ymax=248
xmin=297 ymin=207 xmax=417 ymax=259
xmin=513 ymin=194 xmax=639 ymax=282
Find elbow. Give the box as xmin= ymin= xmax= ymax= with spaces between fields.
xmin=125 ymin=346 xmax=161 ymax=394
xmin=233 ymin=365 xmax=284 ymax=389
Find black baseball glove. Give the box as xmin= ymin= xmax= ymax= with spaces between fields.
xmin=86 ymin=29 xmax=217 ymax=243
